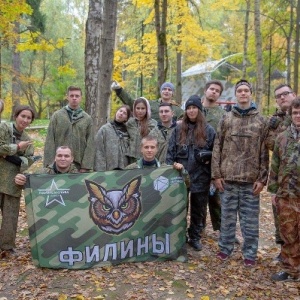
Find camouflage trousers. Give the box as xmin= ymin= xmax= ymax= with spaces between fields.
xmin=208 ymin=191 xmax=221 ymax=231
xmin=272 ymin=202 xmax=284 ymax=244
xmin=219 ymin=182 xmax=260 ymax=260
xmin=0 ymin=193 xmax=21 ymax=250
xmin=276 ymin=197 xmax=300 ymax=278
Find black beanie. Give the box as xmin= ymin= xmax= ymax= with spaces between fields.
xmin=185 ymin=95 xmax=203 ymax=111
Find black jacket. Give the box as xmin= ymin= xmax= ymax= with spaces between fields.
xmin=166 ymin=122 xmax=215 ymax=193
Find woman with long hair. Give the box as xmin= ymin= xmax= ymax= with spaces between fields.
xmin=0 ymin=105 xmax=35 ymax=254
xmin=126 ymin=97 xmax=157 ymax=163
xmin=94 ymin=105 xmax=132 ymax=171
xmin=167 ymin=95 xmax=215 ymax=251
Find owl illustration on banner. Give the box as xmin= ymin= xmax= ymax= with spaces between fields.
xmin=85 ymin=176 xmax=142 ymax=235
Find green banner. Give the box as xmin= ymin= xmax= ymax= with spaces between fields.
xmin=24 ymin=166 xmax=188 ymax=269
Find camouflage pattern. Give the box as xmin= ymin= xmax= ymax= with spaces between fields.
xmin=0 ymin=194 xmax=20 ymax=250
xmin=126 ymin=117 xmax=157 ymax=160
xmin=116 ymin=88 xmax=184 ymax=122
xmin=24 ymin=166 xmax=187 ymax=269
xmin=0 ymin=122 xmax=34 ymax=197
xmin=94 ymin=122 xmax=130 ymax=171
xmin=219 ymin=182 xmax=260 ymax=260
xmin=44 ymin=107 xmax=95 ymax=170
xmin=211 ymin=107 xmax=269 ymax=184
xmin=268 ymin=126 xmax=300 ymax=198
xmin=125 ymin=158 xmax=163 ymax=169
xmin=275 ymin=197 xmax=300 ymax=278
xmin=203 ymin=106 xmax=225 ymax=232
xmin=203 ymin=106 xmax=225 ymax=131
xmin=0 ymin=122 xmax=34 ymax=250
xmin=265 ymin=109 xmax=291 ymax=245
xmin=149 ymin=121 xmax=177 ymax=163
xmin=43 ymin=162 xmax=79 ymax=174
xmin=265 ymin=109 xmax=292 ymax=151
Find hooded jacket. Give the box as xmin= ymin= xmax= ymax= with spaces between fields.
xmin=126 ymin=98 xmax=157 ymax=160
xmin=211 ymin=104 xmax=269 ymax=184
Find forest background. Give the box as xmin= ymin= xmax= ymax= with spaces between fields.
xmin=1 ymin=0 xmax=300 ymax=132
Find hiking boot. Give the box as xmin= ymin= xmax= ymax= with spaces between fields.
xmin=271 ymin=271 xmax=300 ymax=282
xmin=188 ymin=239 xmax=202 ymax=251
xmin=244 ymin=259 xmax=256 ymax=267
xmin=217 ymin=252 xmax=229 ymax=261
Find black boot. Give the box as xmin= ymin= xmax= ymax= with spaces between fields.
xmin=188 ymin=239 xmax=202 ymax=251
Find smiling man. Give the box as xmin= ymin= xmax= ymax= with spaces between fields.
xmin=268 ymin=98 xmax=300 ymax=282
xmin=212 ymin=79 xmax=269 ymax=267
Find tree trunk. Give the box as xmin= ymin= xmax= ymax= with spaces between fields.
xmin=154 ymin=0 xmax=168 ymax=96
xmin=254 ymin=0 xmax=263 ymax=111
xmin=294 ymin=0 xmax=300 ymax=94
xmin=11 ymin=22 xmax=21 ymax=119
xmin=242 ymin=0 xmax=250 ymax=78
xmin=85 ymin=0 xmax=118 ymax=132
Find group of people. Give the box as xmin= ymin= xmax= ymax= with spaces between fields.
xmin=0 ymin=80 xmax=299 ymax=283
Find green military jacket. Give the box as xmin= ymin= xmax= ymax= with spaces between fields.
xmin=204 ymin=105 xmax=226 ymax=131
xmin=116 ymin=88 xmax=183 ymax=122
xmin=211 ymin=106 xmax=269 ymax=184
xmin=94 ymin=122 xmax=130 ymax=171
xmin=125 ymin=158 xmax=163 ymax=169
xmin=43 ymin=162 xmax=79 ymax=174
xmin=149 ymin=121 xmax=176 ymax=164
xmin=268 ymin=125 xmax=300 ymax=199
xmin=0 ymin=122 xmax=34 ymax=197
xmin=126 ymin=117 xmax=157 ymax=160
xmin=44 ymin=107 xmax=95 ymax=170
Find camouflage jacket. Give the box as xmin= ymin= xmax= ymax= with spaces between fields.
xmin=116 ymin=88 xmax=184 ymax=122
xmin=166 ymin=122 xmax=215 ymax=193
xmin=44 ymin=107 xmax=95 ymax=170
xmin=94 ymin=122 xmax=130 ymax=171
xmin=0 ymin=122 xmax=34 ymax=197
xmin=126 ymin=117 xmax=157 ymax=160
xmin=43 ymin=162 xmax=79 ymax=174
xmin=203 ymin=105 xmax=226 ymax=131
xmin=265 ymin=109 xmax=292 ymax=151
xmin=125 ymin=158 xmax=163 ymax=169
xmin=267 ymin=126 xmax=300 ymax=198
xmin=149 ymin=120 xmax=177 ymax=163
xmin=211 ymin=107 xmax=269 ymax=184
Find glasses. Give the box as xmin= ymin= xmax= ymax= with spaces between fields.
xmin=275 ymin=91 xmax=293 ymax=99
xmin=292 ymin=111 xmax=300 ymax=116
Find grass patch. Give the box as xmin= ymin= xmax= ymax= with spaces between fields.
xmin=31 ymin=119 xmax=49 ymax=126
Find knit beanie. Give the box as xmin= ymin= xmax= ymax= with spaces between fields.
xmin=185 ymin=95 xmax=203 ymax=111
xmin=160 ymin=82 xmax=175 ymax=93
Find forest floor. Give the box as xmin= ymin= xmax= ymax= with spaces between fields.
xmin=0 ymin=133 xmax=299 ymax=300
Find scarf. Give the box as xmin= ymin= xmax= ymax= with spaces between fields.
xmin=65 ymin=105 xmax=84 ymax=121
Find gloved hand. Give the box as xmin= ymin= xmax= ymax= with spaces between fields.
xmin=269 ymin=116 xmax=281 ymax=130
xmin=111 ymin=80 xmax=121 ymax=91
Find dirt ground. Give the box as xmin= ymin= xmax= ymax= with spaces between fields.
xmin=0 ymin=187 xmax=299 ymax=300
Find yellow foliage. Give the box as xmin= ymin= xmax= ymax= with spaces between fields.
xmin=58 ymin=63 xmax=77 ymax=77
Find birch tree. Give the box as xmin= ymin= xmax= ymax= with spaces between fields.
xmin=85 ymin=0 xmax=118 ymax=131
